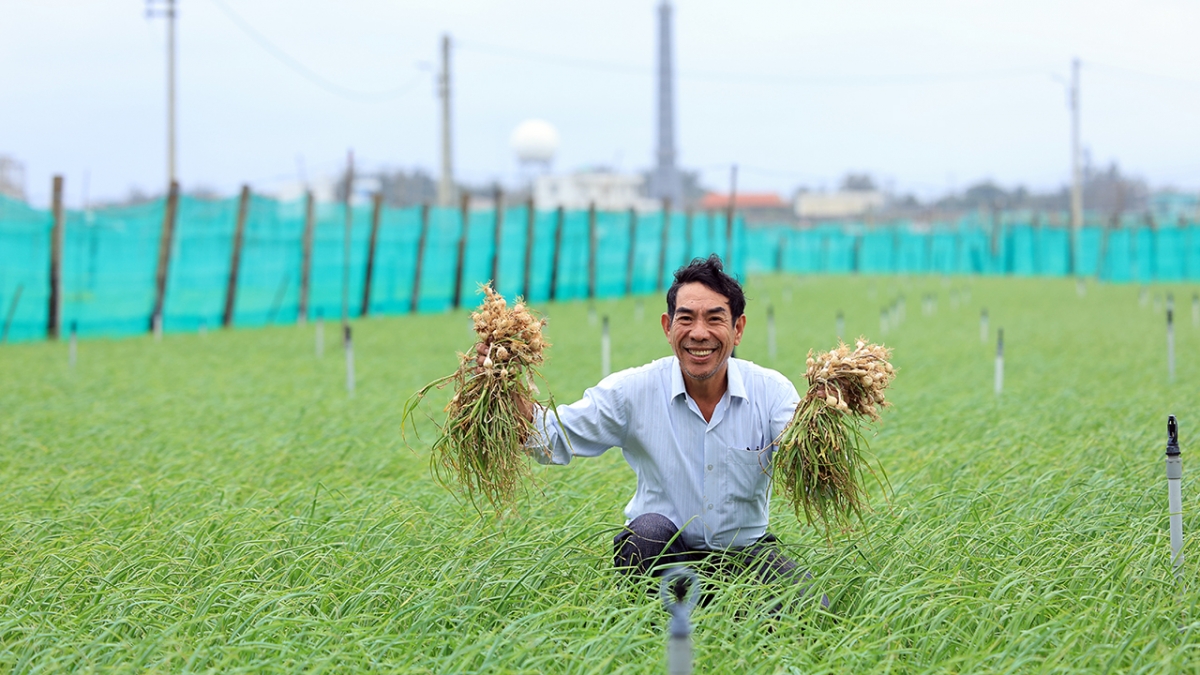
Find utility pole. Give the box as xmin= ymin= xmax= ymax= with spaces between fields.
xmin=1069 ymin=57 xmax=1082 ymax=274
xmin=437 ymin=34 xmax=454 ymax=206
xmin=146 ymin=0 xmax=178 ymax=185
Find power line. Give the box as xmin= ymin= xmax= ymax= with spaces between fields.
xmin=458 ymin=39 xmax=1055 ymax=87
xmin=207 ymin=0 xmax=425 ymax=102
xmin=1084 ymin=61 xmax=1200 ymax=89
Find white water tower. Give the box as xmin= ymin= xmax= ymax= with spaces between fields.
xmin=511 ymin=119 xmax=559 ymax=177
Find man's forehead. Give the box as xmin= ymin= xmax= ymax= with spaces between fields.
xmin=674 ymin=284 xmax=730 ymax=313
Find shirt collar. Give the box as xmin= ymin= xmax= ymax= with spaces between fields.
xmin=669 ymin=356 xmax=748 ymax=401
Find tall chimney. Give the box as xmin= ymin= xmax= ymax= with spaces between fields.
xmin=650 ymin=1 xmax=682 ymax=204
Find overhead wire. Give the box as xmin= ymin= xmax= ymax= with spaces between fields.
xmin=457 ymin=39 xmax=1056 ymax=87
xmin=207 ymin=0 xmax=426 ymax=102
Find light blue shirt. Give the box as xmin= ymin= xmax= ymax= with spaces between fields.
xmin=530 ymin=356 xmax=800 ymax=550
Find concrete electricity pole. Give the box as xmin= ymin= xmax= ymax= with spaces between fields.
xmin=437 ymin=34 xmax=454 ymax=207
xmin=146 ymin=0 xmax=178 ymax=186
xmin=1069 ymin=58 xmax=1082 ymax=273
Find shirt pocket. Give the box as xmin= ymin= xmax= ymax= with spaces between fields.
xmin=723 ymin=445 xmax=771 ymax=508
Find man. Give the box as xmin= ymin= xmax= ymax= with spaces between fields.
xmin=513 ymin=255 xmax=825 ymax=607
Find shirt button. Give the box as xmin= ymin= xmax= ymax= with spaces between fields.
xmin=707 ymin=464 xmax=713 ymax=471
xmin=707 ymin=504 xmax=714 ymax=510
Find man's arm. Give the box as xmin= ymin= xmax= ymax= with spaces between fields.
xmin=527 ymin=375 xmax=628 ymax=465
xmin=477 ymin=342 xmax=627 ymax=465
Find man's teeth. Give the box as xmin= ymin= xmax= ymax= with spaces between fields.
xmin=688 ymin=349 xmax=714 ymax=356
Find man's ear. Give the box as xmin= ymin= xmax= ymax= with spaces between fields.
xmin=733 ymin=313 xmax=746 ymax=346
xmin=661 ymin=312 xmax=671 ymax=338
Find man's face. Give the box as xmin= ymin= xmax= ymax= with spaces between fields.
xmin=661 ymin=282 xmax=746 ymax=383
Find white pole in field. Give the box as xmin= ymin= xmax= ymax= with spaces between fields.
xmin=69 ymin=321 xmax=77 ymax=369
xmin=635 ymin=298 xmax=644 ymax=322
xmin=782 ymin=284 xmax=792 ymax=305
xmin=661 ymin=568 xmax=698 ymax=675
xmin=836 ymin=310 xmax=844 ymax=340
xmin=601 ymin=315 xmax=612 ymax=377
xmin=994 ymin=328 xmax=1004 ymax=396
xmin=1165 ymin=415 xmax=1184 ymax=583
xmin=1076 ymin=278 xmax=1086 ymax=298
xmin=880 ymin=308 xmax=888 ymax=336
xmin=589 ymin=302 xmax=598 ymax=326
xmin=1140 ymin=286 xmax=1148 ymax=307
xmin=980 ymin=309 xmax=989 ymax=343
xmin=344 ymin=324 xmax=356 ymax=396
xmin=766 ymin=305 xmax=777 ymax=359
xmin=1167 ymin=308 xmax=1175 ymax=383
xmin=153 ymin=313 xmax=163 ymax=342
xmin=1193 ymin=293 xmax=1199 ymax=328
xmin=316 ymin=311 xmax=325 ymax=358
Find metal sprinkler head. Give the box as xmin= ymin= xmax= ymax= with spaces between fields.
xmin=1167 ymin=416 xmax=1179 ymax=457
xmin=661 ymin=566 xmax=699 ymax=675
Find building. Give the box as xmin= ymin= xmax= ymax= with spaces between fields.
xmin=795 ymin=190 xmax=886 ymax=220
xmin=701 ymin=192 xmax=791 ymax=225
xmin=535 ymin=171 xmax=659 ymax=211
xmin=0 ymin=155 xmax=26 ymax=201
xmin=1151 ymin=190 xmax=1199 ymax=224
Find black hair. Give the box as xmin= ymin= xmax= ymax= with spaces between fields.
xmin=666 ymin=255 xmax=746 ymax=321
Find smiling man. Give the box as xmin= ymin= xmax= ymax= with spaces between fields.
xmin=525 ymin=255 xmax=827 ymax=608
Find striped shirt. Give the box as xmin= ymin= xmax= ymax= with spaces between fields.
xmin=530 ymin=356 xmax=800 ymax=550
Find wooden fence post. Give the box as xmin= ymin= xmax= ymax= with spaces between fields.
xmin=549 ymin=206 xmax=564 ymax=302
xmin=522 ymin=196 xmax=535 ymax=300
xmin=150 ymin=181 xmax=180 ymax=333
xmin=587 ymin=201 xmax=597 ymax=301
xmin=452 ymin=192 xmax=471 ymax=309
xmin=48 ymin=175 xmax=64 ymax=340
xmin=658 ymin=198 xmax=672 ymax=290
xmin=361 ymin=192 xmax=383 ymax=317
xmin=411 ymin=203 xmax=430 ymax=314
xmin=223 ymin=185 xmax=250 ymax=328
xmin=297 ymin=190 xmax=315 ymax=324
xmin=626 ymin=207 xmax=638 ymax=296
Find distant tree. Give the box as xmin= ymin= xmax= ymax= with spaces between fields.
xmin=840 ymin=173 xmax=877 ymax=192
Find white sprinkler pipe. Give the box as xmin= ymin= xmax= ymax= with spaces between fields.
xmin=994 ymin=328 xmax=1004 ymax=396
xmin=315 ymin=314 xmax=325 ymax=358
xmin=1166 ymin=415 xmax=1184 ymax=582
xmin=661 ymin=568 xmax=698 ymax=675
xmin=69 ymin=321 xmax=77 ymax=369
xmin=1167 ymin=308 xmax=1175 ymax=383
xmin=766 ymin=305 xmax=776 ymax=360
xmin=601 ymin=315 xmax=611 ymax=378
xmin=344 ymin=324 xmax=355 ymax=396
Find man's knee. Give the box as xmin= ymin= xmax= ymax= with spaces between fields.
xmin=613 ymin=513 xmax=682 ymax=575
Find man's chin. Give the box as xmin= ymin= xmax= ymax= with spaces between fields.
xmin=682 ymin=360 xmax=723 ymax=382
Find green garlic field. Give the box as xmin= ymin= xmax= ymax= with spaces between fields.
xmin=1 ymin=275 xmax=1197 ymax=673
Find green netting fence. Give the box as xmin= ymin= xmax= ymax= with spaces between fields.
xmin=0 ymin=194 xmax=741 ymax=342
xmin=2 ymin=194 xmax=1198 ymax=343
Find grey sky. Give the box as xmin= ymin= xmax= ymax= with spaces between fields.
xmin=3 ymin=0 xmax=1199 ymax=207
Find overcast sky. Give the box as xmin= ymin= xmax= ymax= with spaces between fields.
xmin=3 ymin=0 xmax=1199 ymax=206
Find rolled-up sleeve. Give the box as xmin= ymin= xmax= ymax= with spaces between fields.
xmin=768 ymin=377 xmax=802 ymax=450
xmin=526 ymin=374 xmax=628 ymax=466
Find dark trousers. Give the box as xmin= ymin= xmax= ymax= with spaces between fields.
xmin=612 ymin=512 xmax=829 ymax=609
